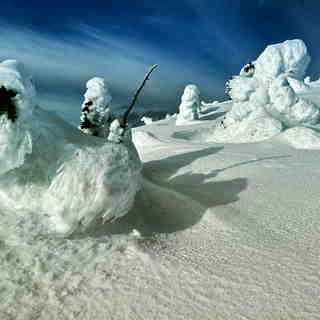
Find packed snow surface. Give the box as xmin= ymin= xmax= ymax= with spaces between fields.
xmin=0 ymin=60 xmax=142 ymax=236
xmin=1 ymin=101 xmax=320 ymax=319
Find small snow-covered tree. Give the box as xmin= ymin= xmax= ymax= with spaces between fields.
xmin=141 ymin=116 xmax=153 ymax=125
xmin=79 ymin=77 xmax=112 ymax=137
xmin=176 ymin=84 xmax=201 ymax=124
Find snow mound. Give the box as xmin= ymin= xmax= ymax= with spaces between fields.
xmin=0 ymin=60 xmax=142 ymax=236
xmin=207 ymin=108 xmax=283 ymax=143
xmin=276 ymin=126 xmax=320 ymax=149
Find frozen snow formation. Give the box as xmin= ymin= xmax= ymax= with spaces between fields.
xmin=141 ymin=116 xmax=153 ymax=125
xmin=79 ymin=77 xmax=112 ymax=137
xmin=0 ymin=60 xmax=142 ymax=236
xmin=165 ymin=113 xmax=177 ymax=119
xmin=176 ymin=84 xmax=201 ymax=125
xmin=211 ymin=39 xmax=320 ymax=144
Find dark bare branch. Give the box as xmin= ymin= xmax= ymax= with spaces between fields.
xmin=120 ymin=64 xmax=158 ymax=128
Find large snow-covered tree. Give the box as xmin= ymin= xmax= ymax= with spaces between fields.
xmin=211 ymin=39 xmax=320 ymax=143
xmin=0 ymin=60 xmax=142 ymax=235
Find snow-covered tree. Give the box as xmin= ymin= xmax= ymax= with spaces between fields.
xmin=79 ymin=77 xmax=112 ymax=137
xmin=176 ymin=84 xmax=201 ymax=124
xmin=0 ymin=60 xmax=142 ymax=235
xmin=210 ymin=39 xmax=320 ymax=143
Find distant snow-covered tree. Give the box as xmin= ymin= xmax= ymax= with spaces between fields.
xmin=141 ymin=116 xmax=153 ymax=125
xmin=79 ymin=77 xmax=112 ymax=137
xmin=176 ymin=84 xmax=201 ymax=124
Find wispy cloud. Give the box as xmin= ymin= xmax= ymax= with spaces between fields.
xmin=0 ymin=21 xmax=224 ymax=122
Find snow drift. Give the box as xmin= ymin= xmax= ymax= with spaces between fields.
xmin=0 ymin=60 xmax=142 ymax=236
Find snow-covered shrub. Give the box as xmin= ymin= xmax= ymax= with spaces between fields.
xmin=0 ymin=60 xmax=142 ymax=236
xmin=211 ymin=39 xmax=320 ymax=143
xmin=79 ymin=77 xmax=112 ymax=137
xmin=176 ymin=84 xmax=201 ymax=124
xmin=108 ymin=118 xmax=125 ymax=143
xmin=141 ymin=116 xmax=153 ymax=125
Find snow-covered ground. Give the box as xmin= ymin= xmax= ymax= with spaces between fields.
xmin=1 ymin=102 xmax=319 ymax=319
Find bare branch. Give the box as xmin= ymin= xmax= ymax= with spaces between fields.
xmin=120 ymin=64 xmax=158 ymax=128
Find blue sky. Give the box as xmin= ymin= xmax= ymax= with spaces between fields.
xmin=0 ymin=0 xmax=319 ymax=122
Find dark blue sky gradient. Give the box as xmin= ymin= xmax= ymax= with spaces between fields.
xmin=0 ymin=0 xmax=319 ymax=121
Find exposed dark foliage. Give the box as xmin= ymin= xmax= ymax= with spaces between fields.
xmin=79 ymin=113 xmax=93 ymax=129
xmin=0 ymin=86 xmax=18 ymax=122
xmin=243 ymin=62 xmax=255 ymax=74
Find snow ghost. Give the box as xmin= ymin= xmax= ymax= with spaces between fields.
xmin=79 ymin=77 xmax=112 ymax=137
xmin=176 ymin=84 xmax=201 ymax=124
xmin=210 ymin=39 xmax=320 ymax=143
xmin=0 ymin=60 xmax=142 ymax=236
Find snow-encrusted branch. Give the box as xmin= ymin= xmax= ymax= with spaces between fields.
xmin=120 ymin=64 xmax=158 ymax=128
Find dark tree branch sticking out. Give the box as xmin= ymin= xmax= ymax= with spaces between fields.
xmin=120 ymin=64 xmax=158 ymax=128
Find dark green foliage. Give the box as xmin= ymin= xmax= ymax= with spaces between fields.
xmin=0 ymin=86 xmax=17 ymax=122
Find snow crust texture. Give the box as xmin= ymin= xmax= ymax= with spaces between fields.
xmin=0 ymin=61 xmax=142 ymax=235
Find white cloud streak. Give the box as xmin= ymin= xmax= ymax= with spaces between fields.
xmin=0 ymin=21 xmax=223 ymax=122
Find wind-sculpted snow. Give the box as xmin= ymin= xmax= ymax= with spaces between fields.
xmin=209 ymin=39 xmax=320 ymax=146
xmin=254 ymin=39 xmax=310 ymax=84
xmin=0 ymin=60 xmax=142 ymax=235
